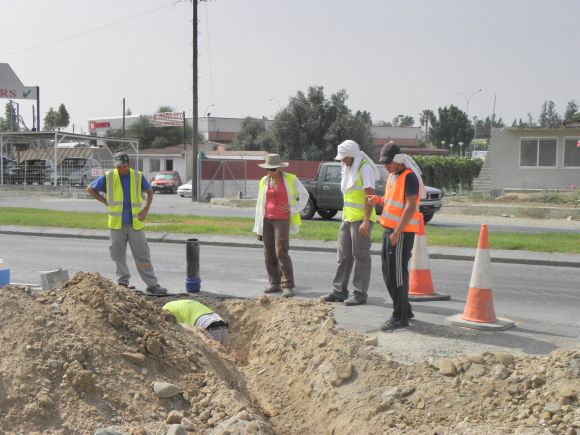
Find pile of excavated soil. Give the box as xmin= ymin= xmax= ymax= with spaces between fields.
xmin=0 ymin=272 xmax=578 ymax=434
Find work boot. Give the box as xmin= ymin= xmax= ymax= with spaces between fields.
xmin=320 ymin=292 xmax=347 ymax=303
xmin=343 ymin=294 xmax=366 ymax=306
xmin=118 ymin=283 xmax=136 ymax=290
xmin=264 ymin=285 xmax=282 ymax=294
xmin=282 ymin=287 xmax=294 ymax=298
xmin=146 ymin=284 xmax=167 ymax=295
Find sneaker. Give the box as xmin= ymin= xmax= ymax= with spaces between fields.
xmin=321 ymin=292 xmax=347 ymax=303
xmin=264 ymin=285 xmax=282 ymax=294
xmin=382 ymin=316 xmax=399 ymax=326
xmin=380 ymin=320 xmax=409 ymax=331
xmin=282 ymin=288 xmax=294 ymax=298
xmin=145 ymin=284 xmax=167 ymax=295
xmin=343 ymin=295 xmax=366 ymax=306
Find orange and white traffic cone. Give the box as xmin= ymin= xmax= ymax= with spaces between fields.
xmin=409 ymin=213 xmax=450 ymax=301
xmin=446 ymin=224 xmax=514 ymax=330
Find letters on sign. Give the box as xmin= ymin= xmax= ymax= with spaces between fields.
xmin=0 ymin=89 xmax=17 ymax=98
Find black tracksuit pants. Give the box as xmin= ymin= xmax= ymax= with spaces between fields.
xmin=381 ymin=228 xmax=415 ymax=323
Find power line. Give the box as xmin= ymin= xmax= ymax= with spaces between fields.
xmin=0 ymin=1 xmax=180 ymax=57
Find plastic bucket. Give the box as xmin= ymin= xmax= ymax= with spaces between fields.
xmin=0 ymin=259 xmax=10 ymax=287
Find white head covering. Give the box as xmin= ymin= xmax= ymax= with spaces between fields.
xmin=392 ymin=153 xmax=427 ymax=199
xmin=335 ymin=140 xmax=380 ymax=193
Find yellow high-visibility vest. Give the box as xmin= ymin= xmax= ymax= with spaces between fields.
xmin=162 ymin=300 xmax=214 ymax=325
xmin=343 ymin=161 xmax=376 ymax=222
xmin=258 ymin=172 xmax=302 ymax=229
xmin=105 ymin=168 xmax=144 ymax=230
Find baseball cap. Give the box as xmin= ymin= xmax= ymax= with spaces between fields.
xmin=114 ymin=152 xmax=129 ymax=165
xmin=378 ymin=142 xmax=401 ymax=164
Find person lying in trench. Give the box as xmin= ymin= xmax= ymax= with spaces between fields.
xmin=162 ymin=299 xmax=230 ymax=348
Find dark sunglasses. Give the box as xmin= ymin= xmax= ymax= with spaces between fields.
xmin=267 ymin=168 xmax=278 ymax=172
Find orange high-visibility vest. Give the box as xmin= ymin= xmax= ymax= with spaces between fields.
xmin=378 ymin=168 xmax=421 ymax=233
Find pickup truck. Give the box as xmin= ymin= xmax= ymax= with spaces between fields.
xmin=300 ymin=161 xmax=444 ymax=223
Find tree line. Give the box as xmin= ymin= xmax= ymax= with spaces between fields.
xmin=0 ymin=87 xmax=578 ymax=162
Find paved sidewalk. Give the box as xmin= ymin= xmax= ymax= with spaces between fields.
xmin=1 ymin=224 xmax=579 ymax=268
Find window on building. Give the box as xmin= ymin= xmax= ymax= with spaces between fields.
xmin=564 ymin=138 xmax=580 ymax=167
xmin=520 ymin=138 xmax=557 ymax=167
xmin=150 ymin=159 xmax=161 ymax=172
xmin=166 ymin=159 xmax=173 ymax=171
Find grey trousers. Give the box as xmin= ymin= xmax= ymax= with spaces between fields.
xmin=331 ymin=220 xmax=373 ymax=299
xmin=109 ymin=223 xmax=159 ymax=287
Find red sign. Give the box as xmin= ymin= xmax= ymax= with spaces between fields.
xmin=89 ymin=121 xmax=111 ymax=130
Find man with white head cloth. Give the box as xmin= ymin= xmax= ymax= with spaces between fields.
xmin=367 ymin=142 xmax=426 ymax=330
xmin=321 ymin=140 xmax=380 ymax=306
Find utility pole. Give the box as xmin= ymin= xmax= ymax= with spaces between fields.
xmin=122 ymin=98 xmax=126 ymax=138
xmin=191 ymin=0 xmax=199 ymax=202
xmin=36 ymin=86 xmax=40 ymax=132
xmin=183 ymin=110 xmax=187 ymax=151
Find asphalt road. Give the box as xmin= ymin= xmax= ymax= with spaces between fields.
xmin=4 ymin=234 xmax=579 ymax=354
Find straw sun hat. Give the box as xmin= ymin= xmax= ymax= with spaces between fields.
xmin=258 ymin=154 xmax=289 ymax=169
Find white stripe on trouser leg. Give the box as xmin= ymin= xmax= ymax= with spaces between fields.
xmin=396 ymin=237 xmax=403 ymax=287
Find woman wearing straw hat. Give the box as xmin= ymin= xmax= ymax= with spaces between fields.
xmin=253 ymin=154 xmax=308 ymax=297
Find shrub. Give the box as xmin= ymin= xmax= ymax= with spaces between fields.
xmin=413 ymin=156 xmax=483 ymax=191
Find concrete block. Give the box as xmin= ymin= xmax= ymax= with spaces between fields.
xmin=39 ymin=268 xmax=69 ymax=291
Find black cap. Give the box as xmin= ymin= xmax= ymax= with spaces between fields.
xmin=378 ymin=142 xmax=401 ymax=164
xmin=114 ymin=152 xmax=129 ymax=165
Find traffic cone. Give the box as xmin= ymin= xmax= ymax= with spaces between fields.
xmin=446 ymin=224 xmax=514 ymax=331
xmin=409 ymin=213 xmax=450 ymax=301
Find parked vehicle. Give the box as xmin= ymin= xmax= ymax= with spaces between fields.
xmin=1 ymin=156 xmax=20 ymax=184
xmin=151 ymin=171 xmax=182 ymax=194
xmin=300 ymin=161 xmax=444 ymax=222
xmin=58 ymin=158 xmax=102 ymax=186
xmin=177 ymin=179 xmax=192 ymax=197
xmin=19 ymin=159 xmax=56 ymax=185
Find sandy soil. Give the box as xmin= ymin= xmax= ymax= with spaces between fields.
xmin=0 ymin=272 xmax=578 ymax=434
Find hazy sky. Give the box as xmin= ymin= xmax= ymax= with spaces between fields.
xmin=2 ymin=0 xmax=579 ymax=132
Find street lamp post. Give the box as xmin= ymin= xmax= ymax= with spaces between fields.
xmin=203 ymin=104 xmax=214 ymax=117
xmin=450 ymin=143 xmax=454 ymax=156
xmin=458 ymin=142 xmax=464 ymax=157
xmin=268 ymin=98 xmax=282 ymax=113
xmin=457 ymin=88 xmax=482 ymax=118
xmin=473 ymin=116 xmax=478 ymax=151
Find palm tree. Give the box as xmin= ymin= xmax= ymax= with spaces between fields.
xmin=419 ymin=109 xmax=436 ymax=144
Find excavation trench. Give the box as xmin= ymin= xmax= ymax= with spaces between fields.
xmin=0 ymin=272 xmax=577 ymax=435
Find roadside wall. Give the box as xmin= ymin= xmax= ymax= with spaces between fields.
xmin=199 ymin=159 xmax=320 ymax=199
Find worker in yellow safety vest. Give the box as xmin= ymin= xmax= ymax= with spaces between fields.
xmin=253 ymin=154 xmax=308 ymax=298
xmin=87 ymin=152 xmax=167 ymax=294
xmin=162 ymin=299 xmax=229 ymax=347
xmin=321 ymin=140 xmax=380 ymax=306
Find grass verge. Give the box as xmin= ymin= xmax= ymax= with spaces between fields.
xmin=0 ymin=207 xmax=579 ymax=254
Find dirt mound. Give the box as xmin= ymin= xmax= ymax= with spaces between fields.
xmin=0 ymin=273 xmax=266 ymax=434
xmin=0 ymin=272 xmax=578 ymax=434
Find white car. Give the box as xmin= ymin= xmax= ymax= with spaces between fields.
xmin=177 ymin=180 xmax=192 ymax=197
